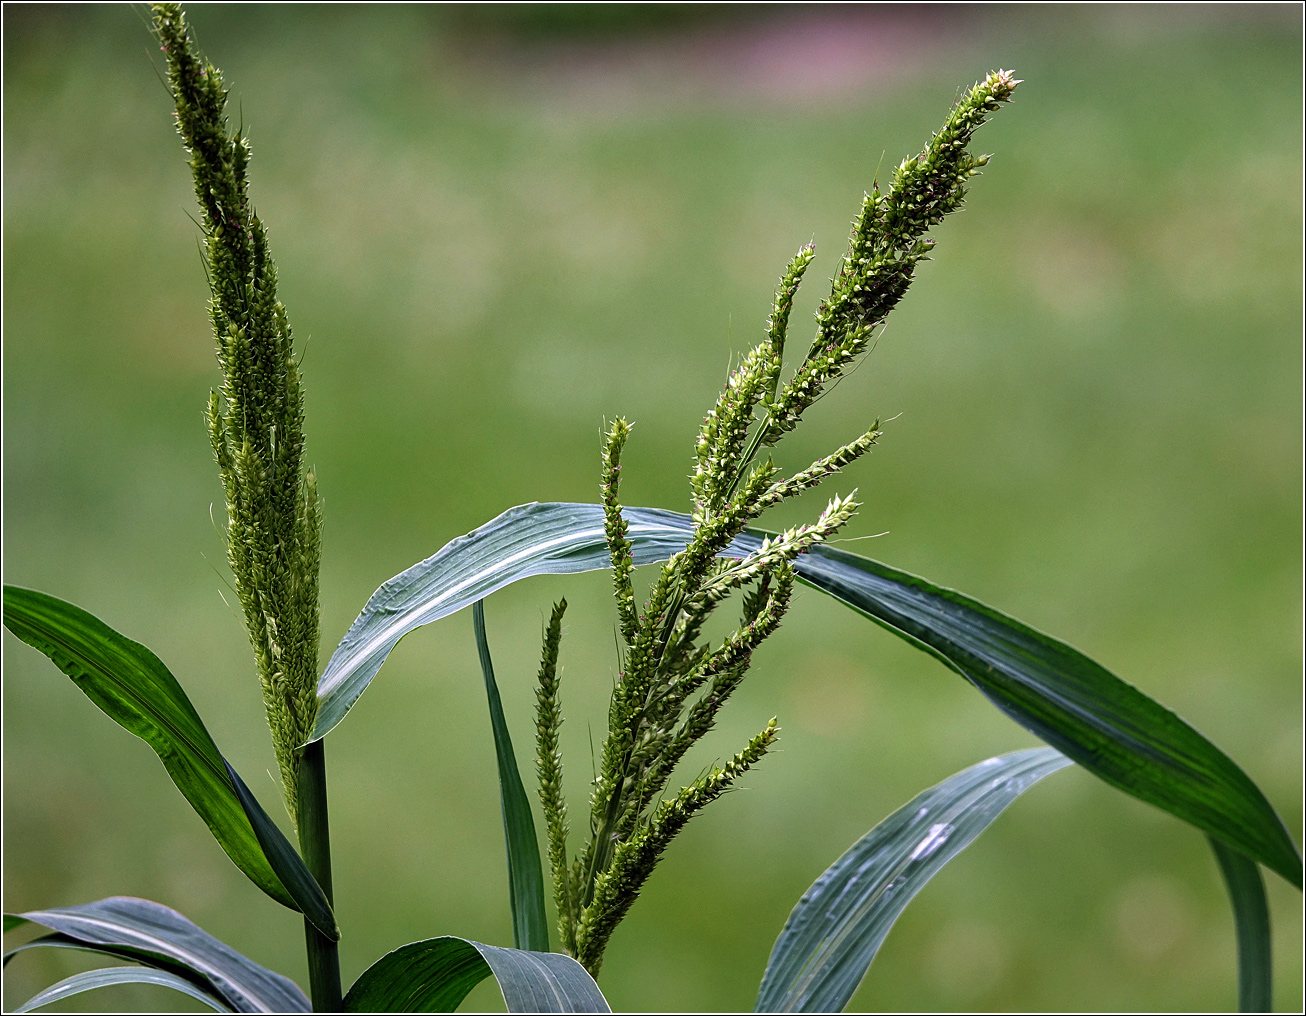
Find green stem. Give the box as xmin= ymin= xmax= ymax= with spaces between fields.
xmin=297 ymin=739 xmax=343 ymax=1012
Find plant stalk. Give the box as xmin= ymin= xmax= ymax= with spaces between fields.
xmin=297 ymin=739 xmax=342 ymax=1012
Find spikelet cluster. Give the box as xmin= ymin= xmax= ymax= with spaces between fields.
xmin=763 ymin=69 xmax=1019 ymax=445
xmin=533 ymin=69 xmax=1018 ymax=978
xmin=155 ymin=4 xmax=322 ymax=818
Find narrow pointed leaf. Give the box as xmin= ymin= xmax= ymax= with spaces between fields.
xmin=473 ymin=600 xmax=550 ymax=952
xmin=6 ymin=897 xmax=310 ymax=1013
xmin=1 ymin=586 xmax=307 ymax=913
xmin=1211 ymin=837 xmax=1273 ymax=1012
xmin=343 ymin=936 xmax=610 ymax=1013
xmin=223 ymin=761 xmax=338 ymax=941
xmin=781 ymin=539 xmax=1303 ymax=889
xmin=314 ymin=504 xmax=1300 ymax=888
xmin=756 ymin=748 xmax=1072 ymax=1012
xmin=13 ymin=966 xmax=231 ymax=1013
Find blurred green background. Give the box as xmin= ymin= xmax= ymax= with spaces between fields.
xmin=3 ymin=3 xmax=1301 ymax=1011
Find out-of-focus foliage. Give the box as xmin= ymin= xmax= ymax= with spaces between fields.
xmin=3 ymin=4 xmax=1300 ymax=1012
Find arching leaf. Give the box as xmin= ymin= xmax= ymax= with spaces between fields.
xmin=5 ymin=896 xmax=309 ymax=1013
xmin=343 ymin=937 xmax=609 ymax=1013
xmin=756 ymin=748 xmax=1072 ymax=1012
xmin=12 ymin=966 xmax=231 ymax=1013
xmin=314 ymin=503 xmax=1300 ymax=888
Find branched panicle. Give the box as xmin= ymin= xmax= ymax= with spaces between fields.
xmin=538 ymin=70 xmax=1015 ymax=977
xmin=155 ymin=3 xmax=322 ymax=817
xmin=534 ymin=600 xmax=575 ymax=954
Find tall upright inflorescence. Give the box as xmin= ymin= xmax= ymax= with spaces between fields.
xmin=535 ymin=70 xmax=1018 ymax=978
xmin=155 ymin=3 xmax=322 ymax=820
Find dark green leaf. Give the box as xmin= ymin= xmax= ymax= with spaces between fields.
xmin=756 ymin=748 xmax=1072 ymax=1012
xmin=1211 ymin=838 xmax=1273 ymax=1012
xmin=13 ymin=966 xmax=231 ymax=1013
xmin=781 ymin=538 xmax=1303 ymax=889
xmin=222 ymin=761 xmax=338 ymax=941
xmin=312 ymin=505 xmax=1301 ymax=888
xmin=344 ymin=938 xmax=484 ymax=1012
xmin=343 ymin=937 xmax=609 ymax=1013
xmin=473 ymin=600 xmax=550 ymax=953
xmin=2 ymin=586 xmax=304 ymax=911
xmin=6 ymin=897 xmax=309 ymax=1013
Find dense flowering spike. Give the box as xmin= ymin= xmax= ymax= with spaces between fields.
xmin=756 ymin=425 xmax=881 ymax=512
xmin=628 ymin=566 xmax=795 ymax=822
xmin=155 ymin=3 xmax=321 ymax=818
xmin=763 ymin=243 xmax=817 ymax=404
xmin=534 ymin=600 xmax=575 ymax=955
xmin=691 ymin=341 xmax=774 ymax=521
xmin=601 ymin=420 xmax=639 ymax=644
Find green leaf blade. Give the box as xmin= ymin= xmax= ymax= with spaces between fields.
xmin=343 ymin=937 xmax=609 ymax=1013
xmin=223 ymin=762 xmax=338 ymax=941
xmin=6 ymin=897 xmax=310 ymax=1013
xmin=313 ymin=503 xmax=689 ymax=740
xmin=473 ymin=600 xmax=550 ymax=953
xmin=315 ymin=503 xmax=1300 ymax=889
xmin=756 ymin=748 xmax=1072 ymax=1013
xmin=2 ymin=586 xmax=303 ymax=911
xmin=5 ymin=932 xmax=214 ymax=989
xmin=13 ymin=966 xmax=231 ymax=1013
xmin=1211 ymin=838 xmax=1273 ymax=1012
xmin=783 ymin=542 xmax=1303 ymax=889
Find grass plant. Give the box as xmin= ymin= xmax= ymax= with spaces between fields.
xmin=3 ymin=5 xmax=1300 ymax=1013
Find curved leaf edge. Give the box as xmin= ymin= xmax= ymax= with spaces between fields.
xmin=12 ymin=965 xmax=231 ymax=1013
xmin=755 ymin=747 xmax=1073 ymax=1012
xmin=4 ymin=932 xmax=214 ymax=990
xmin=344 ymin=936 xmax=610 ymax=1013
xmin=786 ymin=543 xmax=1303 ymax=890
xmin=223 ymin=761 xmax=338 ymax=940
xmin=4 ymin=896 xmax=311 ymax=1013
xmin=1211 ymin=837 xmax=1273 ymax=1013
xmin=473 ymin=601 xmax=551 ymax=953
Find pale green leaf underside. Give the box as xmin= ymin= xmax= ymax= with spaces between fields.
xmin=13 ymin=966 xmax=231 ymax=1013
xmin=343 ymin=936 xmax=610 ymax=1013
xmin=6 ymin=896 xmax=309 ymax=1013
xmin=314 ymin=502 xmax=1300 ymax=888
xmin=755 ymin=748 xmax=1072 ymax=1012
